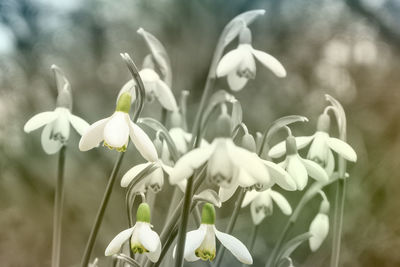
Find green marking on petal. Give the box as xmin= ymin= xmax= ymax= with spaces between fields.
xmin=201 ymin=203 xmax=216 ymax=225
xmin=136 ymin=203 xmax=151 ymax=223
xmin=131 ymin=243 xmax=149 ymax=254
xmin=103 ymin=141 xmax=127 ymax=152
xmin=195 ymin=248 xmax=216 ymax=261
xmin=116 ymin=92 xmax=132 ymax=113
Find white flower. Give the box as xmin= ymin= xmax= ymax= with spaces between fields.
xmin=105 ymin=203 xmax=161 ymax=262
xmin=174 ymin=204 xmax=252 ymax=264
xmin=309 ymin=213 xmax=329 ymax=252
xmin=78 ymin=92 xmax=158 ymax=162
xmin=122 ymin=68 xmax=178 ymax=111
xmin=275 ymin=136 xmax=329 ymax=190
xmin=170 ymin=138 xmax=270 ymax=195
xmin=216 ymin=27 xmax=286 ymax=91
xmin=269 ymin=114 xmax=357 ymax=176
xmin=24 ymin=107 xmax=89 ymax=154
xmin=241 ymin=188 xmax=292 ymax=225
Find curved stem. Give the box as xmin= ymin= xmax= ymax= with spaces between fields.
xmin=80 ymin=152 xmax=125 ymax=267
xmin=51 ymin=145 xmax=66 ymax=267
xmin=112 ymin=253 xmax=141 ymax=267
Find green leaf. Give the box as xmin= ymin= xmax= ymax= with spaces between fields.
xmin=276 ymin=232 xmax=312 ymax=264
xmin=266 ymin=115 xmax=309 ymax=143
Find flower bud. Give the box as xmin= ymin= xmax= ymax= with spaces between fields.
xmin=309 ymin=213 xmax=329 ymax=251
xmin=136 ymin=203 xmax=151 ymax=223
xmin=285 ymin=136 xmax=298 ymax=155
xmin=319 ymin=199 xmax=330 ymax=214
xmin=116 ymin=92 xmax=132 ymax=113
xmin=241 ymin=133 xmax=257 ymax=152
xmin=239 ymin=27 xmax=252 ymax=44
xmin=201 ymin=203 xmax=216 ymax=225
xmin=316 ymin=113 xmax=330 ymax=133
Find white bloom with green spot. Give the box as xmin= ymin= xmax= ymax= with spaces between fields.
xmin=105 ymin=203 xmax=161 ymax=262
xmin=79 ymin=92 xmax=157 ymax=161
xmin=173 ymin=203 xmax=253 ymax=264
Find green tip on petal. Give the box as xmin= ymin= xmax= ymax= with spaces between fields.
xmin=201 ymin=203 xmax=216 ymax=225
xmin=116 ymin=92 xmax=132 ymax=113
xmin=136 ymin=203 xmax=151 ymax=223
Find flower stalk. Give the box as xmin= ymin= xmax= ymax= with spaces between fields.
xmin=51 ymin=145 xmax=66 ymax=267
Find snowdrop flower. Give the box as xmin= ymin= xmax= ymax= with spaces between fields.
xmin=276 ymin=136 xmax=329 ymax=190
xmin=269 ymin=114 xmax=357 ymax=176
xmin=170 ymin=137 xmax=270 ymax=194
xmin=174 ymin=203 xmax=252 ymax=264
xmin=309 ymin=197 xmax=330 ymax=251
xmin=241 ymin=188 xmax=292 ymax=225
xmin=79 ymin=92 xmax=157 ymax=161
xmin=216 ymin=27 xmax=286 ymax=91
xmin=105 ymin=203 xmax=161 ymax=262
xmin=24 ymin=65 xmax=89 ymax=154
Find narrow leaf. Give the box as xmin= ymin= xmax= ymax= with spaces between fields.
xmin=276 ymin=232 xmax=312 ymax=263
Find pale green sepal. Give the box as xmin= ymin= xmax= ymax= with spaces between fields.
xmin=136 ymin=203 xmax=151 ymax=223
xmin=116 ymin=92 xmax=132 ymax=113
xmin=201 ymin=203 xmax=216 ymax=225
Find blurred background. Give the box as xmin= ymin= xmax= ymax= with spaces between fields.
xmin=0 ymin=0 xmax=399 ymax=266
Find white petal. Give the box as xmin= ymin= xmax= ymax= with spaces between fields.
xmin=251 ymin=48 xmax=286 ymax=77
xmin=241 ymin=190 xmax=260 ymax=208
xmin=183 ymin=224 xmax=207 ymax=261
xmin=24 ymin=111 xmax=58 ymax=133
xmin=41 ymin=122 xmax=62 ymax=154
xmin=68 ymin=113 xmax=90 ymax=136
xmin=309 ymin=213 xmax=329 ymax=251
xmin=130 ymin=122 xmax=158 ymax=162
xmin=325 ymin=150 xmax=335 ymax=177
xmin=307 ymin=132 xmax=330 ymax=163
xmin=169 ymin=128 xmax=189 ymax=154
xmin=287 ymin=155 xmax=308 ymax=190
xmin=105 ymin=227 xmax=135 ymax=256
xmin=104 ymin=112 xmax=130 ymax=148
xmin=270 ymin=190 xmax=292 ymax=215
xmin=227 ymin=71 xmax=248 ymax=91
xmin=302 ymin=159 xmax=329 ymax=182
xmin=327 ymin=137 xmax=357 ymax=162
xmin=169 ymin=147 xmax=213 ymax=184
xmin=219 ymin=185 xmax=238 ymax=203
xmin=138 ymin=223 xmax=161 ymax=253
xmin=269 ymin=135 xmax=315 ymax=158
xmin=146 ymin=241 xmax=161 ymax=262
xmin=120 ymin=162 xmax=153 ymax=187
xmin=263 ymin=160 xmax=297 ymax=191
xmin=250 ymin=194 xmax=270 ymax=225
xmin=216 ymin=48 xmax=244 ymax=77
xmin=79 ymin=118 xmax=109 ymax=151
xmin=214 ymin=227 xmax=253 ymax=264
xmin=140 ymin=68 xmax=160 ymax=83
xmin=153 ymin=80 xmax=178 ymax=111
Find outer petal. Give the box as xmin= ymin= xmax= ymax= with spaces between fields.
xmin=263 ymin=160 xmax=296 ymax=191
xmin=216 ymin=48 xmax=244 ymax=77
xmin=251 ymin=193 xmax=271 ymax=225
xmin=219 ymin=184 xmax=238 ymax=203
xmin=327 ymin=137 xmax=357 ymax=162
xmin=269 ymin=135 xmax=315 ymax=158
xmin=105 ymin=227 xmax=135 ymax=256
xmin=214 ymin=227 xmax=253 ymax=264
xmin=241 ymin=190 xmax=260 ymax=208
xmin=169 ymin=128 xmax=189 ymax=154
xmin=79 ymin=118 xmax=109 ymax=151
xmin=120 ymin=162 xmax=153 ymax=187
xmin=169 ymin=146 xmax=213 ymax=184
xmin=302 ymin=159 xmax=329 ymax=182
xmin=130 ymin=122 xmax=158 ymax=162
xmin=269 ymin=190 xmax=292 ymax=215
xmin=182 ymin=224 xmax=207 ymax=262
xmin=309 ymin=213 xmax=329 ymax=251
xmin=325 ymin=150 xmax=335 ymax=177
xmin=104 ymin=112 xmax=130 ymax=148
xmin=68 ymin=113 xmax=90 ymax=136
xmin=154 ymin=80 xmax=178 ymax=111
xmin=287 ymin=155 xmax=308 ymax=190
xmin=251 ymin=48 xmax=287 ymax=77
xmin=146 ymin=241 xmax=161 ymax=263
xmin=227 ymin=71 xmax=248 ymax=91
xmin=138 ymin=223 xmax=161 ymax=253
xmin=24 ymin=111 xmax=58 ymax=133
xmin=41 ymin=122 xmax=62 ymax=154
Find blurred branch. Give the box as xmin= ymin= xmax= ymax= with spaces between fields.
xmin=345 ymin=0 xmax=400 ymax=46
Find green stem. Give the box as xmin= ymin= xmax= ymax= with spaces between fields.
xmin=249 ymin=224 xmax=259 ymax=251
xmin=51 ymin=145 xmax=66 ymax=267
xmin=214 ymin=188 xmax=246 ymax=267
xmin=330 ymin=178 xmax=346 ymax=267
xmin=80 ymin=152 xmax=125 ymax=267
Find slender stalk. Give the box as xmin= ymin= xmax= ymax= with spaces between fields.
xmin=160 ymin=107 xmax=168 ymax=126
xmin=248 ymin=224 xmax=259 ymax=251
xmin=214 ymin=188 xmax=246 ymax=267
xmin=80 ymin=152 xmax=125 ymax=267
xmin=51 ymin=145 xmax=66 ymax=267
xmin=330 ymin=178 xmax=346 ymax=267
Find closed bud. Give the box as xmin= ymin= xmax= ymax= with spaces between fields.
xmin=241 ymin=133 xmax=256 ymax=152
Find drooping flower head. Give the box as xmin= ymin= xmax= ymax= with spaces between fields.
xmin=24 ymin=65 xmax=89 ymax=154
xmin=105 ymin=203 xmax=161 ymax=262
xmin=216 ymin=27 xmax=286 ymax=91
xmin=309 ymin=194 xmax=330 ymax=251
xmin=79 ymin=91 xmax=157 ymax=161
xmin=175 ymin=203 xmax=252 ymax=264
